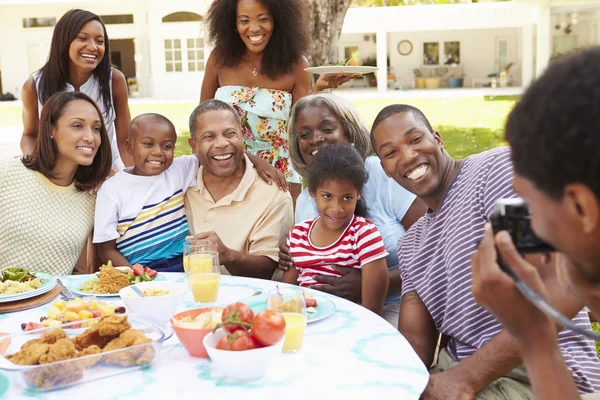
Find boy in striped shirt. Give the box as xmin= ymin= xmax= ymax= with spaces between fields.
xmin=94 ymin=114 xmax=198 ymax=272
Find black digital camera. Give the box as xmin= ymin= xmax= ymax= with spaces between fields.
xmin=489 ymin=198 xmax=555 ymax=254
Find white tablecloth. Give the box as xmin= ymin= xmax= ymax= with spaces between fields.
xmin=0 ymin=273 xmax=429 ymax=399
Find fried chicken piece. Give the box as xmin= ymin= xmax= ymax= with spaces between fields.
xmin=75 ymin=345 xmax=102 ymax=369
xmin=39 ymin=338 xmax=77 ymax=364
xmin=24 ymin=363 xmax=83 ymax=389
xmin=97 ymin=314 xmax=131 ymax=337
xmin=102 ymin=329 xmax=155 ymax=367
xmin=73 ymin=324 xmax=107 ymax=351
xmin=73 ymin=315 xmax=130 ymax=350
xmin=6 ymin=342 xmax=51 ymax=365
xmin=41 ymin=328 xmax=67 ymax=344
xmin=97 ymin=265 xmax=130 ymax=294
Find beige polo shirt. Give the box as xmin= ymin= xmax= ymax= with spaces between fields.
xmin=184 ymin=155 xmax=293 ymax=267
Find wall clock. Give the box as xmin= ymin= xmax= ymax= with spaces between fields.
xmin=397 ymin=40 xmax=413 ymax=56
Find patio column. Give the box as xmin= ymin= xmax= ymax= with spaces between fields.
xmin=521 ymin=24 xmax=534 ymax=89
xmin=536 ymin=3 xmax=551 ymax=78
xmin=376 ymin=30 xmax=387 ymax=93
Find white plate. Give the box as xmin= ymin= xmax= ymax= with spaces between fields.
xmin=304 ymin=66 xmax=378 ymax=75
xmin=0 ymin=273 xmax=57 ymax=303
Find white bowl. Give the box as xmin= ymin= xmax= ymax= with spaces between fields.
xmin=119 ymin=281 xmax=187 ymax=322
xmin=203 ymin=328 xmax=284 ymax=381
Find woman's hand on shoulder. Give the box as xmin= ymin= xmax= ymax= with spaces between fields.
xmin=247 ymin=152 xmax=288 ymax=191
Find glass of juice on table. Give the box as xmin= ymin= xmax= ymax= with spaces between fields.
xmin=186 ymin=251 xmax=220 ymax=303
xmin=183 ymin=240 xmax=212 ymax=273
xmin=267 ymin=287 xmax=307 ymax=352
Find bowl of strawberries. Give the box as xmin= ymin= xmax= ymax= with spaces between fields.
xmin=203 ymin=302 xmax=286 ymax=381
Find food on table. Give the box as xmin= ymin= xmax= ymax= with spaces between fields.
xmin=6 ymin=315 xmax=155 ymax=389
xmin=305 ymin=292 xmax=318 ymax=313
xmin=20 ymin=298 xmax=124 ymax=331
xmin=221 ymin=302 xmax=254 ymax=334
xmin=146 ymin=288 xmax=168 ymax=296
xmin=0 ymin=279 xmax=42 ymax=296
xmin=171 ymin=308 xmax=223 ymax=330
xmin=129 ymin=264 xmax=158 ymax=284
xmin=0 ymin=267 xmax=44 ymax=296
xmin=212 ymin=302 xmax=286 ymax=351
xmin=1 ymin=267 xmax=37 ymax=282
xmin=251 ymin=310 xmax=286 ymax=347
xmin=102 ymin=328 xmax=154 ymax=367
xmin=73 ymin=314 xmax=132 ymax=350
xmin=80 ymin=261 xmax=158 ymax=294
xmin=216 ymin=330 xmax=258 ymax=351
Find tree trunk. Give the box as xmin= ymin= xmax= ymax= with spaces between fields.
xmin=304 ymin=0 xmax=353 ymax=67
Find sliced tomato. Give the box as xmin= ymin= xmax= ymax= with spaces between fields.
xmin=305 ymin=298 xmax=317 ymax=308
xmin=146 ymin=268 xmax=158 ymax=279
xmin=252 ymin=310 xmax=286 ymax=346
xmin=221 ymin=302 xmax=254 ymax=334
xmin=131 ymin=264 xmax=144 ymax=276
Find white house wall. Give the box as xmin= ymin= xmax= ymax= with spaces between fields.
xmin=146 ymin=1 xmax=211 ymax=100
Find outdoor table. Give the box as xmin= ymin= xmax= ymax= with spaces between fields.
xmin=1 ymin=273 xmax=429 ymax=399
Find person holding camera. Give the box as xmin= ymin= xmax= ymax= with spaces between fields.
xmin=471 ymin=47 xmax=600 ymax=399
xmin=370 ymin=104 xmax=600 ymax=399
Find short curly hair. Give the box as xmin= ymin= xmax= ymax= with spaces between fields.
xmin=505 ymin=47 xmax=600 ymax=200
xmin=206 ymin=0 xmax=308 ymax=79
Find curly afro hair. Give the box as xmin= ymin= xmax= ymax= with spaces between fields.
xmin=206 ymin=0 xmax=308 ymax=79
xmin=505 ymin=47 xmax=600 ymax=200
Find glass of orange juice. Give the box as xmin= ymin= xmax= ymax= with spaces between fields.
xmin=186 ymin=251 xmax=220 ymax=303
xmin=183 ymin=240 xmax=211 ymax=273
xmin=267 ymin=287 xmax=307 ymax=353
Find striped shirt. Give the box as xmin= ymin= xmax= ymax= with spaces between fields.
xmin=94 ymin=155 xmax=198 ymax=265
xmin=398 ymin=147 xmax=600 ymax=393
xmin=288 ymin=215 xmax=388 ymax=287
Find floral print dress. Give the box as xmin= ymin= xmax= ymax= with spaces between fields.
xmin=215 ymin=85 xmax=299 ymax=184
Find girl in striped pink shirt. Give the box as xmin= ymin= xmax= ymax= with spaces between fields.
xmin=282 ymin=144 xmax=390 ymax=315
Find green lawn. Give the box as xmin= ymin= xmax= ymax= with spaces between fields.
xmin=0 ymin=94 xmax=517 ymax=159
xmin=172 ymin=95 xmax=516 ymax=158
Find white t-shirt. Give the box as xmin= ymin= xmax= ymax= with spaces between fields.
xmin=93 ymin=155 xmax=199 ymax=265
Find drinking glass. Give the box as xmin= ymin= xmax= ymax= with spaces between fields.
xmin=267 ymin=287 xmax=307 ymax=352
xmin=186 ymin=251 xmax=221 ymax=303
xmin=183 ymin=239 xmax=211 ymax=273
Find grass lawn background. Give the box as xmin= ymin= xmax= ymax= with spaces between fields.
xmin=0 ymin=94 xmax=516 ymax=159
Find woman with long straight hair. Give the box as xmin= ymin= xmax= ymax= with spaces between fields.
xmin=21 ymin=9 xmax=131 ymax=169
xmin=1 ymin=91 xmax=112 ymax=275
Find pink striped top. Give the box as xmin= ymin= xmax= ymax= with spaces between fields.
xmin=287 ymin=215 xmax=388 ymax=287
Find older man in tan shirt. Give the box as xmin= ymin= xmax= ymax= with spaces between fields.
xmin=184 ymin=99 xmax=293 ymax=280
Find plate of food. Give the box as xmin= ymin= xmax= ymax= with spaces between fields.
xmin=0 ymin=268 xmax=56 ymax=303
xmin=67 ymin=263 xmax=165 ymax=298
xmin=305 ymin=59 xmax=377 ymax=76
xmin=242 ymin=291 xmax=336 ymax=323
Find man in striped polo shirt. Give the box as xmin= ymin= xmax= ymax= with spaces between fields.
xmin=472 ymin=48 xmax=600 ymax=399
xmin=370 ymin=105 xmax=600 ymax=399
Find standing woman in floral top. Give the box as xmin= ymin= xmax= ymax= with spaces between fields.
xmin=201 ymin=0 xmax=347 ymax=204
